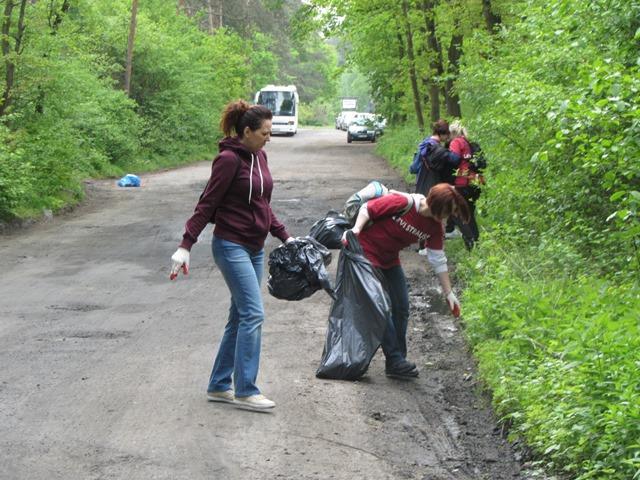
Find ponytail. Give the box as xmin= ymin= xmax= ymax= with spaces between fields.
xmin=219 ymin=100 xmax=273 ymax=138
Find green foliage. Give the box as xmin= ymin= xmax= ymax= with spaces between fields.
xmin=375 ymin=124 xmax=422 ymax=182
xmin=458 ymin=245 xmax=640 ymax=480
xmin=451 ymin=0 xmax=640 ymax=478
xmin=0 ymin=0 xmax=327 ymax=221
xmin=299 ymin=99 xmax=334 ymax=126
xmin=373 ymin=1 xmax=640 ymax=478
xmin=337 ymin=67 xmax=373 ymax=115
xmin=458 ymin=0 xmax=640 ymax=277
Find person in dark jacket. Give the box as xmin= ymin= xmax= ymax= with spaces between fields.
xmin=410 ymin=119 xmax=461 ymax=254
xmin=170 ymin=100 xmax=293 ymax=412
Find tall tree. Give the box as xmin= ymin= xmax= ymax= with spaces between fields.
xmin=420 ymin=0 xmax=444 ymax=122
xmin=400 ymin=0 xmax=424 ymax=131
xmin=124 ymin=0 xmax=139 ymax=97
xmin=0 ymin=0 xmax=28 ymax=117
xmin=482 ymin=0 xmax=501 ymax=32
xmin=444 ymin=33 xmax=462 ymax=117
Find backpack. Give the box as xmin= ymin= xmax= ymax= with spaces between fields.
xmin=409 ymin=149 xmax=422 ymax=174
xmin=343 ymin=181 xmax=415 ymax=227
xmin=468 ymin=141 xmax=487 ymax=173
xmin=423 ymin=142 xmax=452 ymax=173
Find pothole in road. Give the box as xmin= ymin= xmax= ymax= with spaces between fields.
xmin=45 ymin=330 xmax=132 ymax=341
xmin=47 ymin=303 xmax=107 ymax=312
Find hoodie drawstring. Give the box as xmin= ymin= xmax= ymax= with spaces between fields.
xmin=248 ymin=154 xmax=254 ymax=203
xmin=248 ymin=153 xmax=264 ymax=203
xmin=256 ymin=154 xmax=264 ymax=197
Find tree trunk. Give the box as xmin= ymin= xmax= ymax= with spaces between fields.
xmin=420 ymin=0 xmax=444 ymax=123
xmin=400 ymin=0 xmax=425 ymax=132
xmin=50 ymin=0 xmax=70 ymax=32
xmin=205 ymin=0 xmax=214 ymax=33
xmin=482 ymin=0 xmax=502 ymax=32
xmin=217 ymin=0 xmax=223 ymax=28
xmin=444 ymin=33 xmax=462 ymax=118
xmin=1 ymin=0 xmax=28 ymax=117
xmin=124 ymin=0 xmax=139 ymax=97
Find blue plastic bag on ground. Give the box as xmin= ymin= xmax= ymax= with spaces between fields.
xmin=117 ymin=174 xmax=141 ymax=187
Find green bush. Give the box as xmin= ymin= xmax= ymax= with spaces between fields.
xmin=375 ymin=124 xmax=423 ymax=183
xmin=0 ymin=0 xmax=272 ymax=220
xmin=458 ymin=244 xmax=640 ymax=479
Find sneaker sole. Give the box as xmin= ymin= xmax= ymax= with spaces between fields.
xmin=385 ymin=371 xmax=419 ymax=379
xmin=206 ymin=393 xmax=235 ymax=404
xmin=233 ymin=402 xmax=275 ymax=412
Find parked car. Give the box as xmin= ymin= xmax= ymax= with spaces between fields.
xmin=339 ymin=111 xmax=361 ymax=130
xmin=372 ymin=114 xmax=387 ymax=136
xmin=347 ymin=117 xmax=378 ymax=143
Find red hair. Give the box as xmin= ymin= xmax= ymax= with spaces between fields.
xmin=426 ymin=184 xmax=470 ymax=223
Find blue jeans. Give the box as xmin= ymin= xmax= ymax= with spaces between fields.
xmin=378 ymin=265 xmax=410 ymax=367
xmin=208 ymin=236 xmax=265 ymax=398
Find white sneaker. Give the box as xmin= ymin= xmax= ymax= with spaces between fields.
xmin=206 ymin=389 xmax=235 ymax=404
xmin=445 ymin=229 xmax=462 ymax=239
xmin=234 ymin=394 xmax=275 ymax=411
xmin=418 ymin=248 xmax=428 ymax=256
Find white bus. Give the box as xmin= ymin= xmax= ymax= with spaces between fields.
xmin=255 ymin=85 xmax=299 ymax=136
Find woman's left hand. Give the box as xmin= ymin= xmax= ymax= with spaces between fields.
xmin=285 ymin=237 xmax=295 ymax=244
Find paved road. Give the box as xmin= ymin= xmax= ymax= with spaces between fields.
xmin=0 ymin=128 xmax=526 ymax=479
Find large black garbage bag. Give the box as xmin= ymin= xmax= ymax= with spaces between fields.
xmin=267 ymin=236 xmax=334 ymax=301
xmin=316 ymin=231 xmax=391 ymax=380
xmin=308 ymin=210 xmax=351 ymax=249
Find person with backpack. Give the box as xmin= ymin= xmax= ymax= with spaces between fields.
xmin=447 ymin=120 xmax=485 ymax=248
xmin=410 ymin=119 xmax=461 ymax=254
xmin=343 ymin=184 xmax=470 ymax=379
xmin=169 ymin=100 xmax=294 ymax=412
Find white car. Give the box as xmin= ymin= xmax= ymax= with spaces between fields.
xmin=339 ymin=111 xmax=361 ymax=130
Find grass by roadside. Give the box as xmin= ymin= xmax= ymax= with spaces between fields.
xmin=376 ymin=126 xmax=640 ymax=480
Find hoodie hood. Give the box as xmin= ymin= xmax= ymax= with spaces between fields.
xmin=219 ymin=136 xmax=253 ymax=158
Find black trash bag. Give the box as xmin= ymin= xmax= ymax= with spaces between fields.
xmin=308 ymin=210 xmax=351 ymax=249
xmin=267 ymin=236 xmax=334 ymax=301
xmin=316 ymin=231 xmax=391 ymax=380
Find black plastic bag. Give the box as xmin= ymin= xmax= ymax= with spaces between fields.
xmin=308 ymin=210 xmax=351 ymax=249
xmin=316 ymin=231 xmax=391 ymax=380
xmin=267 ymin=236 xmax=334 ymax=301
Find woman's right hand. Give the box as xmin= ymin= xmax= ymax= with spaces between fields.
xmin=341 ymin=228 xmax=360 ymax=246
xmin=170 ymin=247 xmax=190 ymax=280
xmin=446 ymin=291 xmax=461 ymax=317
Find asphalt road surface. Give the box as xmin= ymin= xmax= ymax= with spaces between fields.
xmin=0 ymin=128 xmax=531 ymax=480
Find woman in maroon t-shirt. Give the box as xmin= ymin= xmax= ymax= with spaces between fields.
xmin=347 ymin=184 xmax=469 ymax=378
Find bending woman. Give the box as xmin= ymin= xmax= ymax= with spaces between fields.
xmin=346 ymin=184 xmax=469 ymax=378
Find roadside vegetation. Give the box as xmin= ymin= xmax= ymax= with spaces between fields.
xmin=308 ymin=0 xmax=640 ymax=479
xmin=0 ymin=0 xmax=337 ymax=221
xmin=3 ymin=0 xmax=639 ymax=478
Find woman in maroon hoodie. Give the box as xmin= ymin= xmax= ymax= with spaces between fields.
xmin=170 ymin=100 xmax=293 ymax=412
